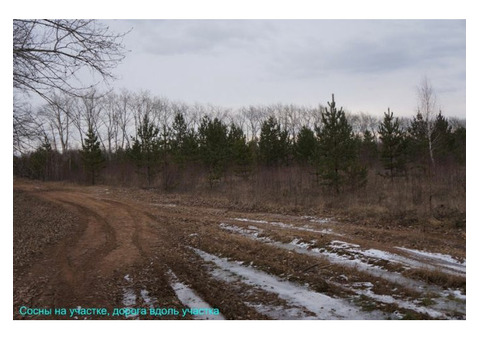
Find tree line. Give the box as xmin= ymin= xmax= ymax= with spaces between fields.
xmin=14 ymin=90 xmax=466 ymax=194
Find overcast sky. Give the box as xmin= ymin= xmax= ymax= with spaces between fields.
xmin=103 ymin=19 xmax=465 ymax=118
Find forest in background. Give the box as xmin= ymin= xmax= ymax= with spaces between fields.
xmin=12 ymin=19 xmax=466 ymax=227
xmin=13 ymin=87 xmax=466 ymax=228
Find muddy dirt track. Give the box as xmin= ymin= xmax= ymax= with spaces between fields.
xmin=13 ymin=179 xmax=466 ymax=320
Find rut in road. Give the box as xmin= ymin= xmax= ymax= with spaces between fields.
xmin=15 ymin=189 xmax=183 ymax=318
xmin=14 ymin=181 xmax=466 ymax=320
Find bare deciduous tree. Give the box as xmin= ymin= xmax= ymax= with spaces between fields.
xmin=13 ymin=19 xmax=128 ymax=101
xmin=38 ymin=93 xmax=72 ymax=153
xmin=417 ymin=76 xmax=437 ymax=168
xmin=116 ymin=89 xmax=134 ymax=150
xmin=13 ymin=98 xmax=42 ymax=154
xmin=241 ymin=105 xmax=267 ymax=141
xmin=99 ymin=92 xmax=120 ymax=157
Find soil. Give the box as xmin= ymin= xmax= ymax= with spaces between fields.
xmin=13 ymin=178 xmax=466 ymax=320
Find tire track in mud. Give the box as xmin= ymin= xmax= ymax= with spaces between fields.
xmin=14 ymin=181 xmax=466 ymax=319
xmin=15 ymin=193 xmax=122 ymax=311
xmin=209 ymin=220 xmax=466 ymax=319
xmin=55 ymin=199 xmax=117 ymax=272
xmin=116 ymin=200 xmax=433 ymax=319
xmin=102 ymin=198 xmax=272 ymax=319
xmin=91 ymin=198 xmax=210 ymax=318
xmin=133 ymin=203 xmax=356 ymax=319
xmin=16 ymin=190 xmax=159 ymax=315
xmin=15 ymin=185 xmax=272 ymax=319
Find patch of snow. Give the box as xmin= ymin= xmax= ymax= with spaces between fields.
xmin=315 ymin=228 xmax=344 ymax=236
xmin=350 ymin=282 xmax=374 ymax=289
xmin=309 ymin=245 xmax=428 ymax=291
xmin=215 ymin=222 xmax=464 ymax=317
xmin=335 ymin=281 xmax=461 ymax=319
xmin=219 ymin=223 xmax=245 ymax=233
xmin=329 ymin=240 xmax=361 ymax=249
xmin=210 ymin=267 xmax=239 ymax=283
xmin=193 ymin=248 xmax=384 ymax=320
xmin=167 ymin=270 xmax=225 ymax=320
xmin=396 ymin=247 xmax=463 ymax=263
xmin=140 ymin=289 xmax=156 ymax=309
xmin=232 ymin=218 xmax=344 ymax=236
xmin=392 ymin=310 xmax=403 ymax=319
xmin=122 ymin=288 xmax=137 ymax=307
xmin=233 ymin=218 xmax=269 ymax=224
xmin=395 ymin=247 xmax=466 ymax=275
xmin=121 ymin=274 xmax=140 ymax=318
xmin=442 ymin=289 xmax=466 ymax=301
xmin=219 ymin=223 xmax=271 ymax=242
xmin=219 ymin=224 xmax=428 ymax=291
xmin=325 ymin=242 xmax=465 ymax=277
xmin=302 ymin=216 xmax=333 ymax=224
xmin=274 ymin=222 xmax=344 ymax=237
xmin=270 ymin=221 xmax=295 ymax=228
xmin=354 ymin=288 xmax=445 ymax=319
xmin=289 ymin=238 xmax=312 ymax=249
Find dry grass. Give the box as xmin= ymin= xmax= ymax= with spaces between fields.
xmin=403 ymin=268 xmax=466 ymax=292
xmin=182 ymin=164 xmax=466 ymax=233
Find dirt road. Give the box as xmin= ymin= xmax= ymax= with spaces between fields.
xmin=13 ymin=179 xmax=466 ymax=320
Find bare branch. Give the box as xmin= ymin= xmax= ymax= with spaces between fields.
xmin=13 ymin=19 xmax=129 ymax=99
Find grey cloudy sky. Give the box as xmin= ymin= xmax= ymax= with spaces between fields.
xmin=104 ymin=19 xmax=466 ymax=118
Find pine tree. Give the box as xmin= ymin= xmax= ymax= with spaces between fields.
xmin=30 ymin=136 xmax=52 ymax=181
xmin=171 ymin=112 xmax=198 ymax=166
xmin=158 ymin=124 xmax=172 ymax=190
xmin=258 ymin=116 xmax=290 ymax=166
xmin=228 ymin=123 xmax=252 ymax=178
xmin=451 ymin=126 xmax=466 ymax=166
xmin=360 ymin=129 xmax=378 ymax=166
xmin=81 ymin=126 xmax=105 ymax=185
xmin=295 ymin=125 xmax=318 ymax=165
xmin=431 ymin=111 xmax=453 ymax=165
xmin=407 ymin=112 xmax=430 ymax=169
xmin=407 ymin=111 xmax=454 ymax=169
xmin=128 ymin=114 xmax=161 ymax=187
xmin=316 ymin=94 xmax=364 ymax=193
xmin=198 ymin=117 xmax=229 ymax=186
xmin=378 ymin=108 xmax=406 ymax=179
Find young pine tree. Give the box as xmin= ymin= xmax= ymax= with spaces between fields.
xmin=228 ymin=123 xmax=253 ymax=178
xmin=30 ymin=136 xmax=52 ymax=181
xmin=406 ymin=112 xmax=428 ymax=162
xmin=198 ymin=117 xmax=230 ymax=186
xmin=171 ymin=112 xmax=198 ymax=166
xmin=360 ymin=129 xmax=378 ymax=166
xmin=81 ymin=126 xmax=105 ymax=185
xmin=451 ymin=125 xmax=466 ymax=166
xmin=316 ymin=94 xmax=365 ymax=193
xmin=295 ymin=125 xmax=318 ymax=165
xmin=258 ymin=116 xmax=290 ymax=166
xmin=431 ymin=111 xmax=453 ymax=165
xmin=128 ymin=114 xmax=161 ymax=187
xmin=378 ymin=108 xmax=406 ymax=179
